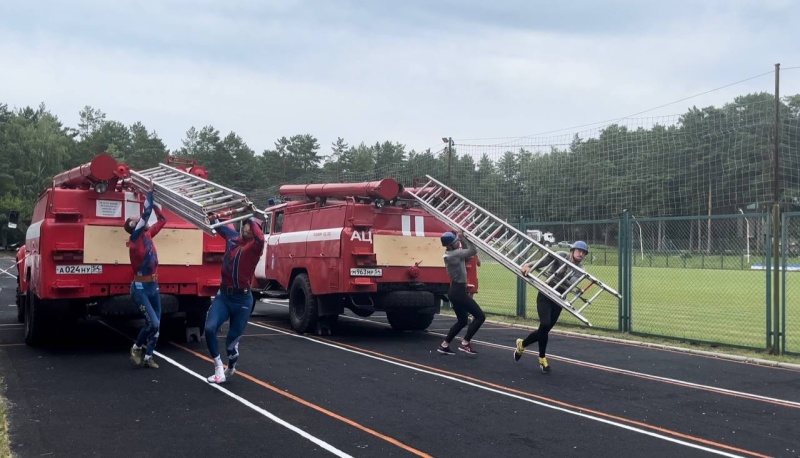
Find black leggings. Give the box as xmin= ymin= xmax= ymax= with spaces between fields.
xmin=445 ymin=283 xmax=486 ymax=343
xmin=522 ymin=293 xmax=563 ymax=357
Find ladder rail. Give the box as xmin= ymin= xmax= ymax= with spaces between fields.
xmin=127 ymin=163 xmax=264 ymax=237
xmin=130 ymin=171 xmax=240 ymax=220
xmin=405 ymin=174 xmax=622 ymax=327
xmin=415 ymin=174 xmax=621 ymax=298
xmin=408 ymin=187 xmax=595 ymax=324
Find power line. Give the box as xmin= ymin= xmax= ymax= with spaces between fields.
xmin=457 ymin=68 xmax=778 ymax=144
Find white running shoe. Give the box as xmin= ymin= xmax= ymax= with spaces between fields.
xmin=207 ymin=365 xmax=226 ymax=384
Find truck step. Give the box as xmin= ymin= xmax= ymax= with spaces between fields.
xmin=260 ymin=290 xmax=289 ymax=299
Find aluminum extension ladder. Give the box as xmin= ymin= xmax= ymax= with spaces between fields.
xmin=128 ymin=163 xmax=261 ymax=236
xmin=405 ymin=175 xmax=622 ymax=326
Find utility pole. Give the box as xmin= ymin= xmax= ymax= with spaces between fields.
xmin=771 ymin=62 xmax=781 ymax=354
xmin=442 ymin=137 xmax=454 ymax=185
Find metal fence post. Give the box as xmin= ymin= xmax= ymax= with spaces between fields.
xmin=765 ymin=213 xmax=773 ymax=350
xmin=781 ymin=212 xmax=787 ymax=354
xmin=619 ymin=210 xmax=631 ymax=332
xmin=516 ymin=215 xmax=527 ymax=317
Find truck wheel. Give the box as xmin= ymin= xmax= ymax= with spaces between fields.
xmin=175 ymin=297 xmax=211 ymax=343
xmin=386 ymin=311 xmax=435 ymax=331
xmin=184 ymin=298 xmax=211 ymax=332
xmin=16 ymin=278 xmax=25 ymax=323
xmin=24 ymin=291 xmax=50 ymax=346
xmin=250 ymin=293 xmax=258 ymax=316
xmin=289 ymin=273 xmax=318 ymax=334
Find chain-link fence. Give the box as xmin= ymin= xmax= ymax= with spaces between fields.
xmin=783 ymin=212 xmax=800 ymax=355
xmin=625 ymin=214 xmax=770 ymax=349
xmin=238 ymin=68 xmax=800 ymax=354
xmin=472 ymin=213 xmax=782 ymax=351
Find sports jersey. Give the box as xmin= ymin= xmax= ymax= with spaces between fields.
xmin=217 ymin=218 xmax=265 ymax=289
xmin=128 ymin=191 xmax=166 ymax=277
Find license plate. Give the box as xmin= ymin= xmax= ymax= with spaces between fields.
xmin=350 ymin=268 xmax=382 ymax=277
xmin=56 ymin=265 xmax=103 ymax=275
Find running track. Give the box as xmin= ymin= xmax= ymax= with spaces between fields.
xmin=0 ymin=259 xmax=798 ymax=457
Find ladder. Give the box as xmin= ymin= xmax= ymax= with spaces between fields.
xmin=405 ymin=175 xmax=622 ymax=326
xmin=128 ymin=163 xmax=261 ymax=236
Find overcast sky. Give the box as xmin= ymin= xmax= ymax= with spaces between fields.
xmin=1 ymin=0 xmax=799 ymax=156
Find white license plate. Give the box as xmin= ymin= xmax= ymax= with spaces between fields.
xmin=350 ymin=268 xmax=382 ymax=277
xmin=56 ymin=265 xmax=103 ymax=275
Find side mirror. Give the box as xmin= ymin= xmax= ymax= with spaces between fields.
xmin=8 ymin=210 xmax=19 ymax=229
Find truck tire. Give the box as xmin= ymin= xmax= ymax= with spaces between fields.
xmin=184 ymin=297 xmax=211 ymax=332
xmin=250 ymin=293 xmax=258 ymax=316
xmin=289 ymin=273 xmax=318 ymax=334
xmin=168 ymin=296 xmax=211 ymax=343
xmin=24 ymin=291 xmax=50 ymax=346
xmin=386 ymin=311 xmax=435 ymax=331
xmin=16 ymin=278 xmax=25 ymax=323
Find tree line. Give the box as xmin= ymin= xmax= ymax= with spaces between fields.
xmin=1 ymin=91 xmax=800 ymax=247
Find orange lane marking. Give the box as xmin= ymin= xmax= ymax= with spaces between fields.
xmin=249 ymin=318 xmax=772 ymax=457
xmin=561 ymin=332 xmax=800 ymax=373
xmin=170 ymin=342 xmax=433 ymax=458
xmin=469 ymin=340 xmax=800 ymax=410
xmin=561 ymin=356 xmax=800 ymax=409
xmin=274 ymin=316 xmax=800 ymax=410
xmin=316 ymin=337 xmax=770 ymax=458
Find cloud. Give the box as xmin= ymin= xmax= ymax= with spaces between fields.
xmin=1 ymin=0 xmax=799 ymax=159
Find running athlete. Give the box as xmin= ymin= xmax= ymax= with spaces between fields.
xmin=205 ymin=216 xmax=265 ymax=384
xmin=513 ymin=241 xmax=589 ymax=373
xmin=437 ymin=229 xmax=485 ymax=355
xmin=124 ymin=180 xmax=167 ymax=369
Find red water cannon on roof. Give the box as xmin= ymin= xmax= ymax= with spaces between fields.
xmin=52 ymin=153 xmax=128 ymax=193
xmin=279 ymin=178 xmax=402 ymax=202
xmin=167 ymin=156 xmax=208 ymax=179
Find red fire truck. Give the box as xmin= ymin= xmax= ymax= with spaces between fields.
xmin=252 ymin=178 xmax=479 ymax=334
xmin=16 ymin=154 xmax=226 ymax=346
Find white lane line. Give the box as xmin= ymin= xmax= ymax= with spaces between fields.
xmin=259 ymin=302 xmax=800 ymax=409
xmin=98 ymin=321 xmax=353 ymax=458
xmin=247 ymin=320 xmax=745 ymax=458
xmin=154 ymin=352 xmax=353 ymax=458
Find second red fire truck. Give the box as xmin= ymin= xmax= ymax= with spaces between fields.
xmin=252 ymin=179 xmax=479 ymax=334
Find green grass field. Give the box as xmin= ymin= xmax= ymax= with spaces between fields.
xmin=471 ymin=261 xmax=800 ymax=353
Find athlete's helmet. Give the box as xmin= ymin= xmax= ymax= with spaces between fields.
xmin=440 ymin=231 xmax=458 ymax=247
xmin=123 ymin=217 xmax=137 ymax=234
xmin=572 ymin=240 xmax=589 ymax=254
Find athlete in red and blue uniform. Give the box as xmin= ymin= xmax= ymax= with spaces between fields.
xmin=205 ymin=216 xmax=265 ymax=384
xmin=124 ymin=183 xmax=167 ymax=369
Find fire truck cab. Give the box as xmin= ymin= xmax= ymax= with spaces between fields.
xmin=16 ymin=154 xmax=226 ymax=346
xmin=252 ymin=178 xmax=479 ymax=334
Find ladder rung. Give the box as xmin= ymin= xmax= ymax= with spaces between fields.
xmin=186 ymin=189 xmax=225 ymax=201
xmin=203 ymin=198 xmax=248 ymax=214
xmin=443 ymin=201 xmax=466 ymax=219
xmin=400 ymin=173 xmax=623 ymax=327
xmin=435 ymin=193 xmax=455 ymax=211
xmin=576 ymin=290 xmax=603 ymax=314
xmin=451 ymin=208 xmax=474 ymax=225
xmin=128 ymin=164 xmax=259 ymax=237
